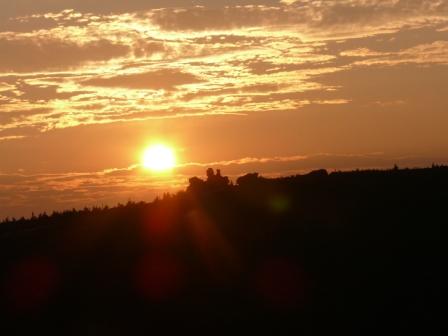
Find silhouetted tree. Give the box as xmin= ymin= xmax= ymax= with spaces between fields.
xmin=187 ymin=176 xmax=206 ymax=193
xmin=188 ymin=169 xmax=230 ymax=194
xmin=237 ymin=172 xmax=260 ymax=187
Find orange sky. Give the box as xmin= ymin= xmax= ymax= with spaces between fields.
xmin=1 ymin=0 xmax=448 ymax=219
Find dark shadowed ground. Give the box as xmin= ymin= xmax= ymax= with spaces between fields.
xmin=1 ymin=167 xmax=447 ymax=335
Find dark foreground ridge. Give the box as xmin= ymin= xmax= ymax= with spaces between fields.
xmin=1 ymin=166 xmax=447 ymax=335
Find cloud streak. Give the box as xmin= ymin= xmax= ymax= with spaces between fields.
xmin=83 ymin=69 xmax=203 ymax=91
xmin=0 ymin=37 xmax=130 ymax=72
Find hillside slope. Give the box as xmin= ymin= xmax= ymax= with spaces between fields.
xmin=1 ymin=167 xmax=447 ymax=335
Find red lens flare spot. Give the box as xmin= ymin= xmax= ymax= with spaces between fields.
xmin=145 ymin=208 xmax=174 ymax=242
xmin=255 ymin=258 xmax=306 ymax=309
xmin=134 ymin=253 xmax=183 ymax=301
xmin=141 ymin=203 xmax=180 ymax=247
xmin=3 ymin=257 xmax=59 ymax=312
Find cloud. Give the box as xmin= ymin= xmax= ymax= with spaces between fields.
xmin=0 ymin=164 xmax=184 ymax=219
xmin=8 ymin=81 xmax=88 ymax=102
xmin=151 ymin=6 xmax=299 ymax=31
xmin=0 ymin=108 xmax=52 ymax=124
xmin=180 ymin=83 xmax=286 ymax=101
xmin=350 ymin=40 xmax=448 ymax=66
xmin=149 ymin=1 xmax=448 ymax=32
xmin=0 ymin=135 xmax=27 ymax=141
xmin=0 ymin=14 xmax=58 ymax=33
xmin=0 ymin=37 xmax=129 ymax=72
xmin=0 ymin=1 xmax=447 ymax=142
xmin=82 ymin=69 xmax=203 ymax=90
xmin=0 ymin=1 xmax=283 ymax=20
xmin=298 ymin=0 xmax=448 ymax=28
xmin=0 ymin=125 xmax=40 ymax=140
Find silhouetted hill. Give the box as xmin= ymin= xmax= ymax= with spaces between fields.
xmin=1 ymin=166 xmax=447 ymax=335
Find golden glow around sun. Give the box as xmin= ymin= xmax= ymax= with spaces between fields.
xmin=142 ymin=144 xmax=176 ymax=172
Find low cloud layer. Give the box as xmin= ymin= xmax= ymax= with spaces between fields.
xmin=3 ymin=152 xmax=446 ymax=220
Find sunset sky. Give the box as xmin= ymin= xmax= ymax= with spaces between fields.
xmin=1 ymin=0 xmax=448 ymax=219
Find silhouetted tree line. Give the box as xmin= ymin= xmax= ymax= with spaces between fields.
xmin=1 ymin=166 xmax=447 ymax=335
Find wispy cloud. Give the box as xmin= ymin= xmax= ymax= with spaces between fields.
xmin=0 ymin=1 xmax=447 ymax=138
xmin=0 ymin=37 xmax=130 ymax=72
xmin=82 ymin=69 xmax=203 ymax=90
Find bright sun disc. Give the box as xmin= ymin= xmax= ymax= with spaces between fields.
xmin=142 ymin=144 xmax=176 ymax=172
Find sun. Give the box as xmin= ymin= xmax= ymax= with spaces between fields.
xmin=142 ymin=144 xmax=176 ymax=172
